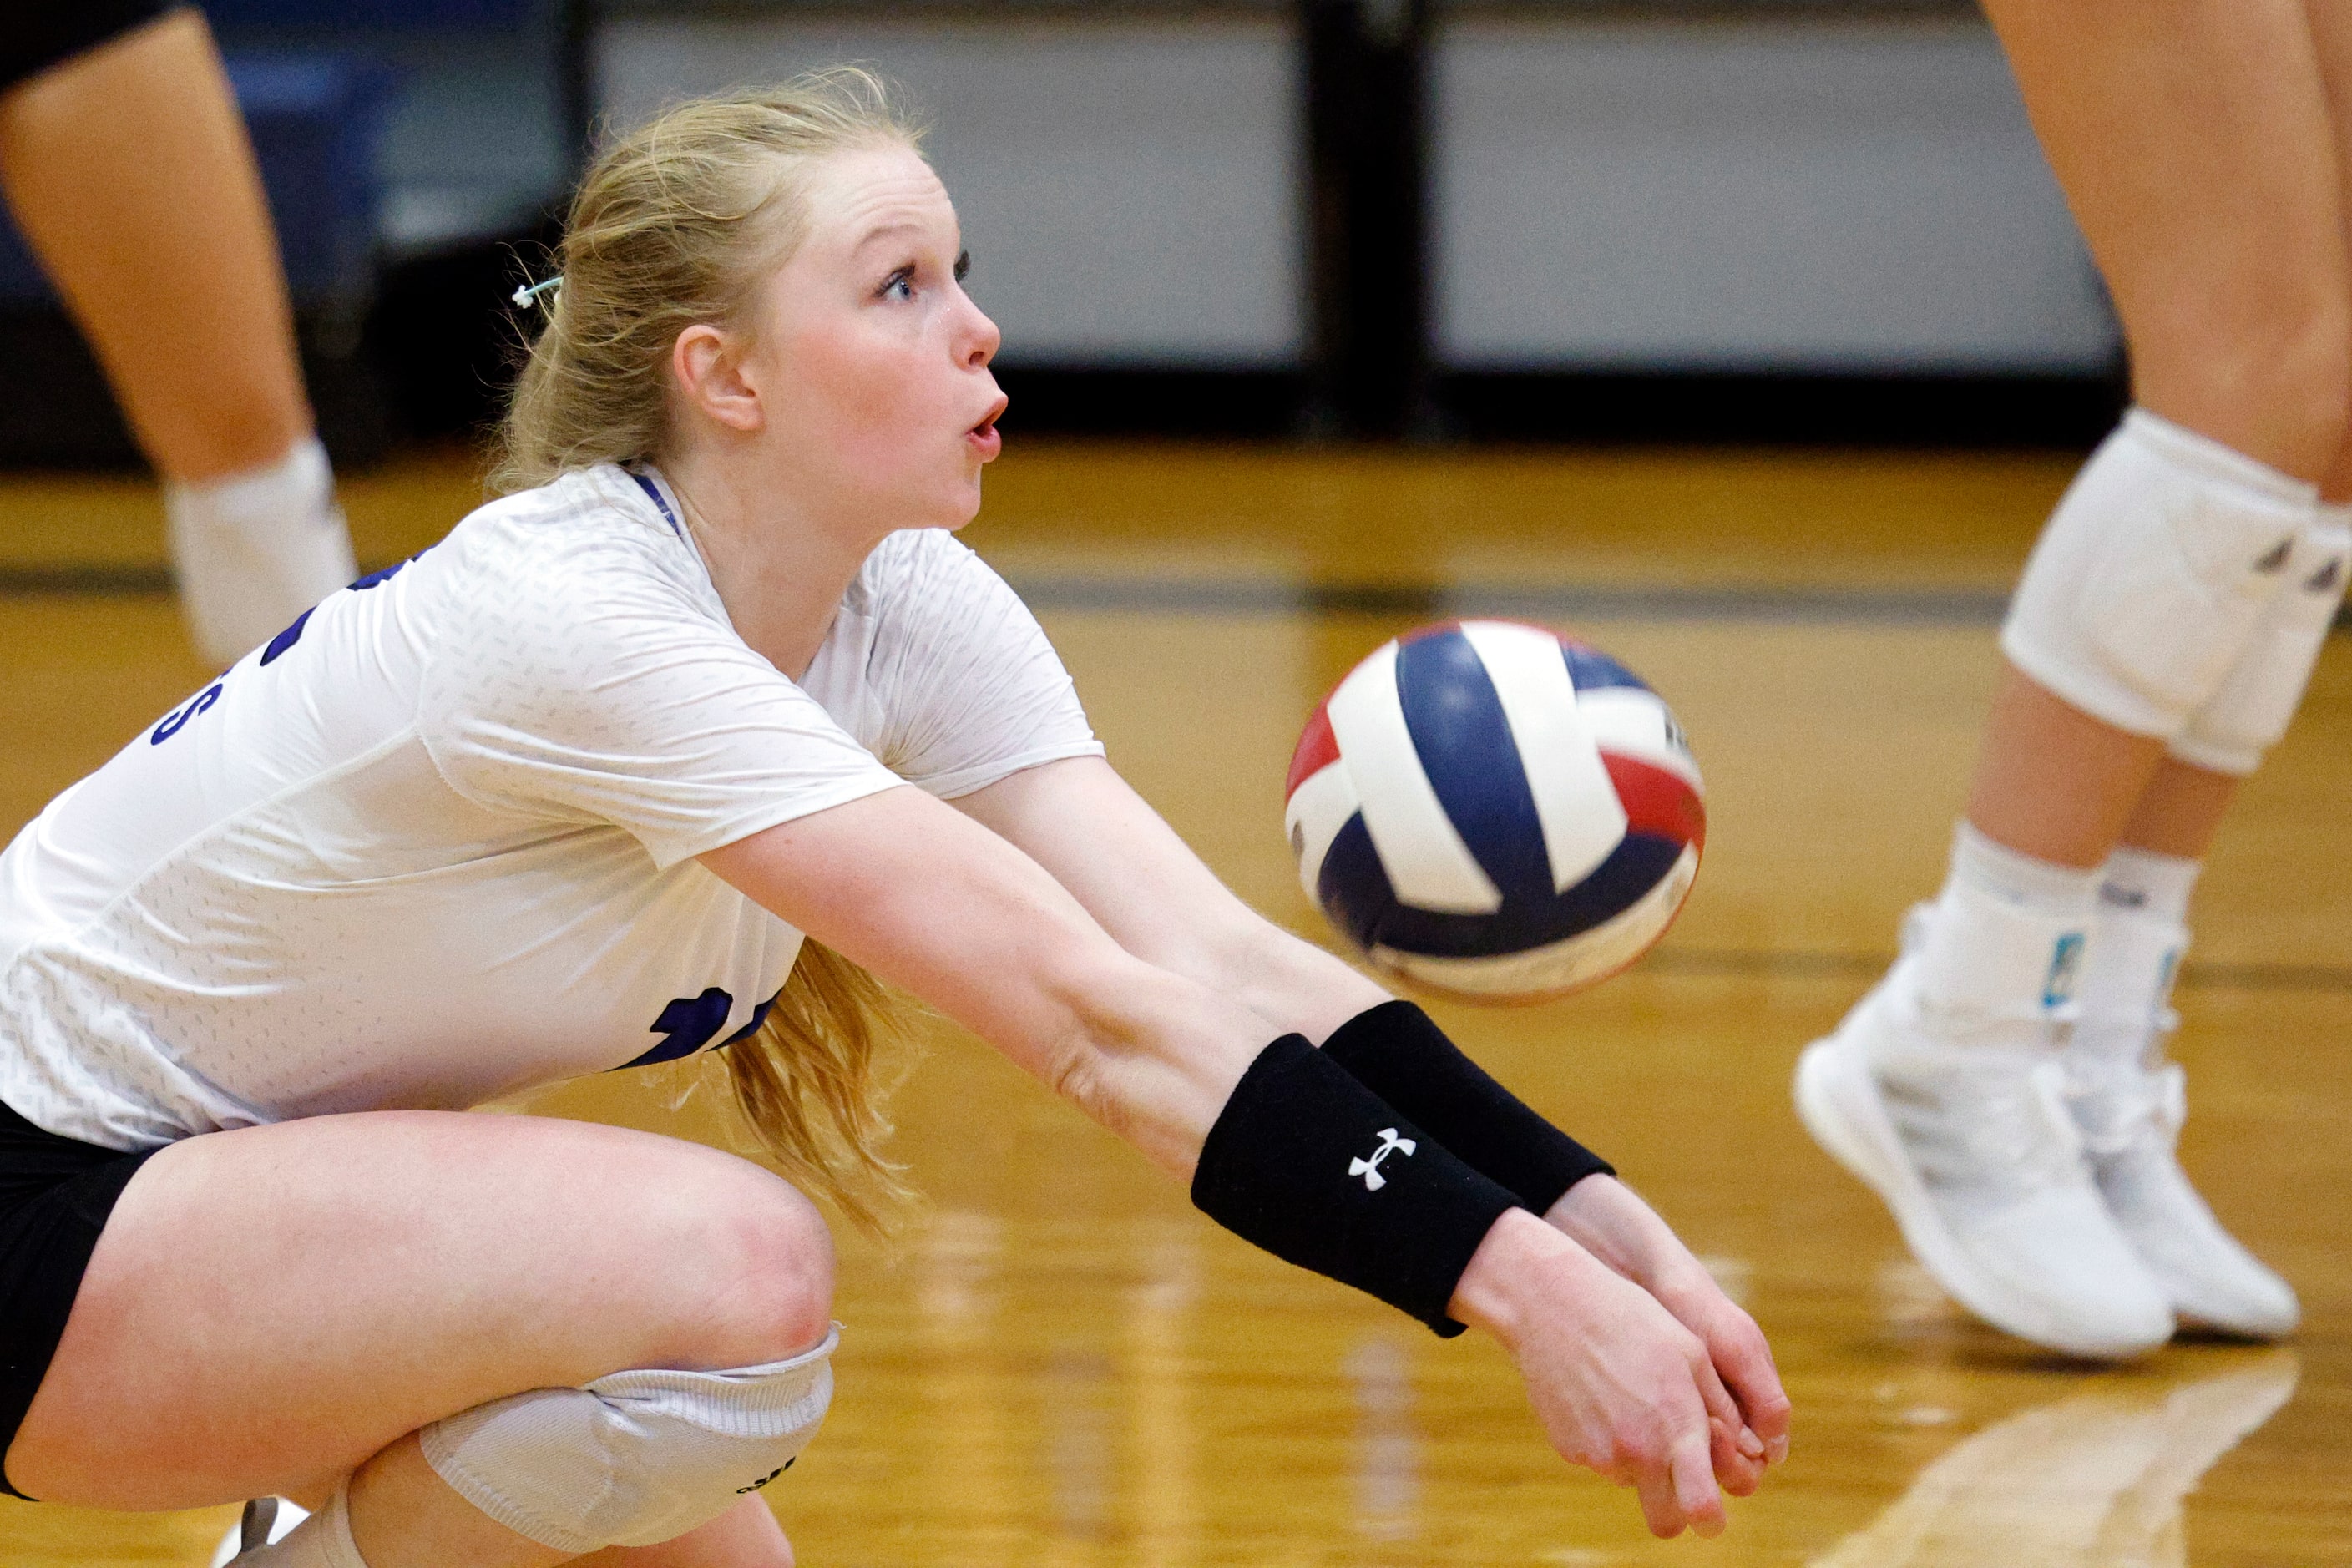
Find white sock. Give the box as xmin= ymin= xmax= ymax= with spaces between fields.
xmin=2072 ymin=847 xmax=2199 ymax=1070
xmin=235 ymin=1484 xmax=367 ymax=1567
xmin=166 ymin=435 xmax=358 ymax=668
xmin=1904 ymin=823 xmax=2100 ymax=1045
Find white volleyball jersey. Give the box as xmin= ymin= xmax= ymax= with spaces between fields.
xmin=0 ymin=464 xmax=1101 ymax=1151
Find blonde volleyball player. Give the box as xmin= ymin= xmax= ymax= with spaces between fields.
xmin=0 ymin=3 xmax=357 ymax=665
xmin=0 ymin=77 xmax=1787 ymax=1565
xmin=1798 ymin=0 xmax=2350 ymax=1358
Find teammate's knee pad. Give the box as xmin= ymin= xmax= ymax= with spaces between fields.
xmin=2000 ymin=408 xmax=2317 ymax=737
xmin=2168 ymin=508 xmax=2349 ymax=774
xmin=418 ymin=1325 xmax=838 ymax=1555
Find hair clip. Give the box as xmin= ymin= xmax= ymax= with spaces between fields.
xmin=511 ymin=275 xmax=564 ymax=311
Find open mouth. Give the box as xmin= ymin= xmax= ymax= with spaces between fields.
xmin=969 ymin=398 xmax=1007 ymax=441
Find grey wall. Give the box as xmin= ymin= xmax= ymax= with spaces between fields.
xmin=1434 ymin=17 xmax=2117 ymax=373
xmin=596 ymin=13 xmax=2117 ymax=377
xmin=595 ymin=16 xmax=1308 ymax=368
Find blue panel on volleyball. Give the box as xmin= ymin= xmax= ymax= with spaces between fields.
xmin=1286 ymin=620 xmax=1708 ymax=1002
xmin=0 ymin=54 xmax=396 ymax=306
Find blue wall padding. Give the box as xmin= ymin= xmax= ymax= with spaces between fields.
xmin=204 ymin=0 xmax=538 ymax=30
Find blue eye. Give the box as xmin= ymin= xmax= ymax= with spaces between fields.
xmin=882 ymin=267 xmax=914 ymax=301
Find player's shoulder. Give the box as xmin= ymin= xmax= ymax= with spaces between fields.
xmin=433 ymin=464 xmax=701 ymax=599
xmin=410 ymin=465 xmax=726 ymax=690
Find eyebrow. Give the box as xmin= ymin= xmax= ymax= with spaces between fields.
xmin=852 ymin=219 xmax=931 ymax=252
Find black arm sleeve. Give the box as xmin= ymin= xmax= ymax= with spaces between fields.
xmin=1191 ymin=1035 xmax=1521 ymax=1337
xmin=1320 ymin=1001 xmax=1614 ymax=1214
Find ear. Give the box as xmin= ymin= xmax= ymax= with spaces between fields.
xmin=670 ymin=322 xmax=765 ymax=435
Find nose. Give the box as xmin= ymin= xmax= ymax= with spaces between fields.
xmin=960 ymin=296 xmax=1001 ymax=371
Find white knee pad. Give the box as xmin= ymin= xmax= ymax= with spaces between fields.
xmin=2169 ymin=508 xmax=2349 ymax=774
xmin=419 ymin=1325 xmax=838 ymax=1555
xmin=2000 ymin=408 xmax=2317 ymax=737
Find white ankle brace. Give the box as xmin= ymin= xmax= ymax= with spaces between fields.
xmin=2000 ymin=409 xmax=2314 ymax=738
xmin=166 ymin=436 xmax=358 ymax=668
xmin=2073 ymin=908 xmax=2187 ymax=1065
xmin=1909 ymin=826 xmax=2098 ymax=1034
xmin=421 ymin=1325 xmax=838 ymax=1554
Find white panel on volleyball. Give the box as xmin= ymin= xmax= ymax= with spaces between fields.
xmin=1376 ymin=844 xmax=1701 ymax=1001
xmin=1458 ymin=620 xmax=1627 ymax=893
xmin=1283 ymin=759 xmax=1359 ymax=904
xmin=1573 ymin=688 xmax=1706 ymax=792
xmin=1324 ymin=641 xmax=1502 ymax=915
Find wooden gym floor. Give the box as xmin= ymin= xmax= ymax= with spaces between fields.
xmin=0 ymin=442 xmax=2343 ymax=1565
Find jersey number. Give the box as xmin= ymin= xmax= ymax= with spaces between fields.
xmin=149 ymin=553 xmax=432 ymax=747
xmin=617 ymin=985 xmax=783 ymax=1070
xmin=149 ymin=684 xmax=224 ymax=745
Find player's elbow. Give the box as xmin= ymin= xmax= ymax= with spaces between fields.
xmin=1029 ymin=948 xmax=1160 ymax=1130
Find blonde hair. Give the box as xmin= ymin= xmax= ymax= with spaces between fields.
xmin=492 ymin=68 xmax=921 ymax=493
xmin=723 ymin=941 xmax=920 ymax=1234
xmin=498 ymin=72 xmax=927 ymax=1227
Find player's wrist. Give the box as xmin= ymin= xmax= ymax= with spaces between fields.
xmin=1542 ymin=1174 xmax=1684 ymax=1291
xmin=1448 ymin=1206 xmax=1563 ymax=1346
xmin=1449 ymin=1207 xmax=1619 ymax=1350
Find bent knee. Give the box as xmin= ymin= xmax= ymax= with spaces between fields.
xmin=652 ymin=1158 xmax=836 ymax=1370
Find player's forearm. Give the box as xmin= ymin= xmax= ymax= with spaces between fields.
xmin=952 ymin=758 xmax=1386 ymax=1039
xmin=1028 ymin=946 xmax=1282 ymax=1179
xmin=702 ymin=792 xmax=1272 ymax=1171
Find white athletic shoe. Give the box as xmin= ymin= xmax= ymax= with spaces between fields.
xmin=2071 ymin=1055 xmax=2300 ymax=1338
xmin=210 ymin=1497 xmax=308 ymax=1564
xmin=1795 ymin=948 xmax=2175 ymax=1359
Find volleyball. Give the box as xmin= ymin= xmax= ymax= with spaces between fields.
xmin=1284 ymin=620 xmax=1705 ymax=1001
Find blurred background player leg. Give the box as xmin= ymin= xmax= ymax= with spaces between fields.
xmin=1795 ymin=0 xmax=2350 ymax=1356
xmin=0 ymin=4 xmax=357 ymax=667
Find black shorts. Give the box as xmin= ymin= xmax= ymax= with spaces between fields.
xmin=0 ymin=1096 xmax=160 ymax=1500
xmin=0 ymin=0 xmax=181 ymax=97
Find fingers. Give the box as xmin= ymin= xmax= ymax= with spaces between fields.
xmin=1692 ymin=1348 xmax=1742 ymax=1435
xmin=1649 ymin=1262 xmax=1793 ymax=1471
xmin=1709 ymin=1313 xmax=1793 ymax=1465
xmin=1628 ymin=1365 xmax=1729 ymax=1539
xmin=1634 ymin=1426 xmax=1725 ymax=1539
xmin=1708 ymin=1415 xmax=1765 ymax=1499
xmin=1688 ymin=1339 xmax=1763 ymax=1495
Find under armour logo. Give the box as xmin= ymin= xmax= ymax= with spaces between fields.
xmin=1349 ymin=1127 xmax=1416 ymax=1191
xmin=2307 ymin=555 xmax=2343 ymax=594
xmin=736 ymin=1457 xmax=795 ymax=1494
xmin=2254 ymin=538 xmax=2293 ymax=573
